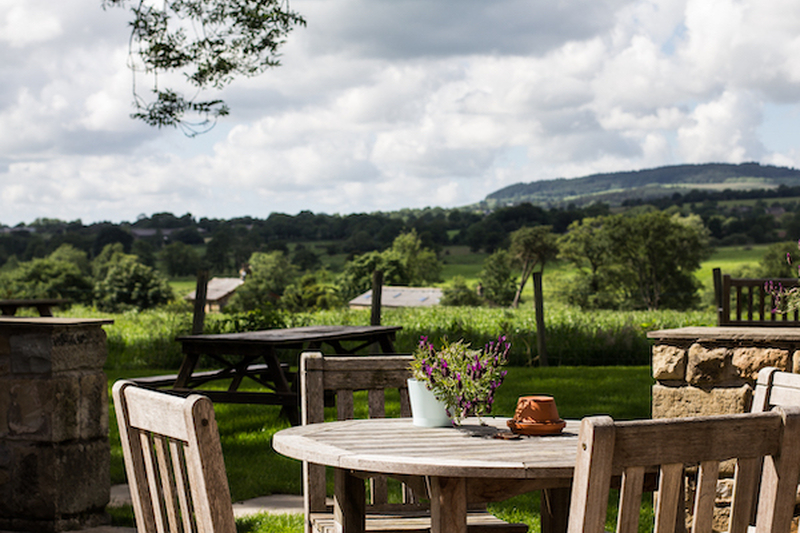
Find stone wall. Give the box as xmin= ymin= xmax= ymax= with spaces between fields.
xmin=648 ymin=326 xmax=800 ymax=419
xmin=648 ymin=326 xmax=800 ymax=532
xmin=0 ymin=317 xmax=113 ymax=532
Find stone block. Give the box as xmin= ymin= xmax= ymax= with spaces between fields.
xmin=686 ymin=343 xmax=739 ymax=385
xmin=79 ymin=371 xmax=108 ymax=439
xmin=794 ymin=350 xmax=800 ymax=374
xmin=51 ymin=326 xmax=108 ymax=373
xmin=652 ymin=344 xmax=686 ymax=380
xmin=652 ymin=383 xmax=751 ymax=419
xmin=732 ymin=346 xmax=790 ymax=380
xmin=10 ymin=333 xmax=52 ymax=375
xmin=0 ymin=377 xmax=83 ymax=442
xmin=0 ymin=439 xmax=109 ymax=519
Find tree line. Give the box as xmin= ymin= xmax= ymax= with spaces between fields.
xmin=2 ymin=195 xmax=800 ymax=314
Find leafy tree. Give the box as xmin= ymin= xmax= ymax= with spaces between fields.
xmin=338 ymin=231 xmax=442 ymax=301
xmin=102 ymin=0 xmax=306 ymax=133
xmin=563 ymin=212 xmax=711 ymax=310
xmin=0 ymin=257 xmax=93 ymax=303
xmin=92 ymin=226 xmax=133 ymax=256
xmin=94 ymin=253 xmax=174 ymax=311
xmin=48 ymin=244 xmax=91 ymax=275
xmin=131 ymin=240 xmax=157 ymax=267
xmin=440 ymin=276 xmax=482 ymax=307
xmin=558 ymin=217 xmax=627 ymax=309
xmin=758 ymin=241 xmax=798 ymax=278
xmin=509 ymin=226 xmax=559 ymax=308
xmin=390 ymin=230 xmax=442 ymax=286
xmin=92 ymin=243 xmax=126 ymax=280
xmin=478 ymin=249 xmax=517 ymax=307
xmin=226 ymin=251 xmax=298 ymax=311
xmin=170 ymin=227 xmax=205 ymax=245
xmin=291 ymin=244 xmax=321 ymax=271
xmin=610 ymin=212 xmax=710 ymax=310
xmin=160 ymin=242 xmax=201 ymax=277
xmin=282 ymin=270 xmax=343 ymax=312
xmin=338 ymin=251 xmax=408 ymax=301
xmin=205 ymin=227 xmax=233 ymax=274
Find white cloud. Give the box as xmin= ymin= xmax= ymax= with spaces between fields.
xmin=3 ymin=0 xmax=800 ymax=225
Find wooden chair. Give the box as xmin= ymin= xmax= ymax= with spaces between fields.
xmin=300 ymin=351 xmax=528 ymax=533
xmin=113 ymin=380 xmax=236 ymax=533
xmin=566 ymin=408 xmax=800 ymax=533
xmin=752 ymin=366 xmax=800 ymax=413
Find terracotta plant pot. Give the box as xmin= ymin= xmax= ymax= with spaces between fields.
xmin=507 ymin=395 xmax=566 ymax=435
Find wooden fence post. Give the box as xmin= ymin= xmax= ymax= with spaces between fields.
xmin=533 ymin=272 xmax=548 ymax=366
xmin=371 ymin=270 xmax=383 ymax=327
xmin=192 ymin=270 xmax=209 ymax=335
xmin=370 ymin=270 xmax=383 ymax=355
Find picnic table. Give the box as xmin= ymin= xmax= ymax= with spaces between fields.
xmin=159 ymin=325 xmax=402 ymax=424
xmin=272 ymin=417 xmax=579 ymax=533
xmin=0 ymin=298 xmax=70 ymax=317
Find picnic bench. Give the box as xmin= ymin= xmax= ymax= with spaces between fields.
xmin=0 ymin=298 xmax=70 ymax=317
xmin=712 ymin=267 xmax=800 ymax=326
xmin=136 ymin=325 xmax=402 ymax=425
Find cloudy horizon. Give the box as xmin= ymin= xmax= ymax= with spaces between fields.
xmin=3 ymin=0 xmax=800 ymax=226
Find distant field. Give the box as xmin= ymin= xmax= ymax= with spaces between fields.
xmin=718 ymin=196 xmax=800 ymax=208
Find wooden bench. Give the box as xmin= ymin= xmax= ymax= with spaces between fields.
xmin=713 ymin=268 xmax=800 ymax=326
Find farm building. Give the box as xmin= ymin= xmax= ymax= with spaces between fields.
xmin=185 ymin=277 xmax=244 ymax=312
xmin=349 ymin=286 xmax=443 ymax=309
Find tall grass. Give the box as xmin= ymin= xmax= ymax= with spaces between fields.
xmin=65 ymin=302 xmax=715 ymax=369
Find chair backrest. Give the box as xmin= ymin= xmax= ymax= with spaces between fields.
xmin=567 ymin=408 xmax=800 ymax=533
xmin=113 ymin=380 xmax=236 ymax=533
xmin=300 ymin=351 xmax=414 ymax=520
xmin=752 ymin=366 xmax=800 ymax=413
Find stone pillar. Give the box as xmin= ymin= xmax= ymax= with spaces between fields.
xmin=0 ymin=317 xmax=113 ymax=532
xmin=648 ymin=326 xmax=800 ymax=532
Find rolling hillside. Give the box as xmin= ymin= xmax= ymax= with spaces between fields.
xmin=484 ymin=162 xmax=800 ymax=208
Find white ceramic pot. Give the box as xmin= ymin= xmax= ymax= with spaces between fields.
xmin=407 ymin=378 xmax=451 ymax=427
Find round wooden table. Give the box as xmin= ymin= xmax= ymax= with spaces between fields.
xmin=272 ymin=417 xmax=580 ymax=533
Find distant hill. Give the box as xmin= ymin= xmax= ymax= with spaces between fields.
xmin=484 ymin=162 xmax=800 ymax=208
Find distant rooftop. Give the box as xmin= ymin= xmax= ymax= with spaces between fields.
xmin=186 ymin=277 xmax=244 ymax=303
xmin=349 ymin=286 xmax=442 ymax=308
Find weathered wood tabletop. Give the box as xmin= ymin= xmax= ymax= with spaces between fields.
xmin=273 ymin=417 xmax=580 ymax=533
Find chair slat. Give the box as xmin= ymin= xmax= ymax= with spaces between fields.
xmin=691 ymin=460 xmax=719 ymax=533
xmin=170 ymin=440 xmax=195 ymax=533
xmin=154 ymin=434 xmax=182 ymax=533
xmin=728 ymin=457 xmax=760 ymax=533
xmin=616 ymin=466 xmax=644 ymax=533
xmin=653 ymin=463 xmax=682 ymax=533
xmin=140 ymin=431 xmax=169 ymax=533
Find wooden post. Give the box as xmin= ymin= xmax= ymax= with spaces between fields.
xmin=192 ymin=270 xmax=209 ymax=335
xmin=371 ymin=270 xmax=383 ymax=327
xmin=370 ymin=270 xmax=383 ymax=356
xmin=533 ymin=271 xmax=548 ymax=366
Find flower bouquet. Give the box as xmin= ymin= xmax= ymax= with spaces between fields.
xmin=410 ymin=335 xmax=510 ymax=424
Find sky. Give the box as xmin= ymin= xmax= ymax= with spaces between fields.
xmin=3 ymin=0 xmax=800 ymax=226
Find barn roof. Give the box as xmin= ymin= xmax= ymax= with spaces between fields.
xmin=349 ymin=286 xmax=442 ymax=308
xmin=185 ymin=277 xmax=244 ymax=302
